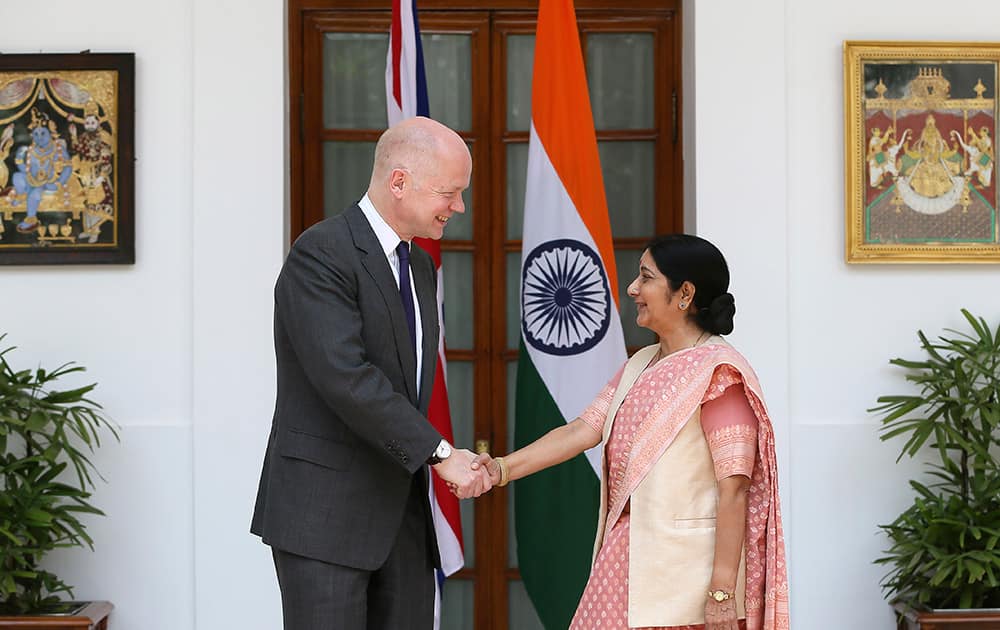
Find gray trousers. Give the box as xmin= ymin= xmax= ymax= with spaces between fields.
xmin=272 ymin=479 xmax=436 ymax=630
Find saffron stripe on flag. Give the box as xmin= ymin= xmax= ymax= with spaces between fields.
xmin=530 ymin=0 xmax=618 ymax=296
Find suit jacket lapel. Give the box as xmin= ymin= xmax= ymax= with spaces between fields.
xmin=413 ymin=248 xmax=438 ymax=409
xmin=346 ymin=205 xmax=419 ymax=403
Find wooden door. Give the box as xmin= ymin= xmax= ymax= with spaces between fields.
xmin=289 ymin=2 xmax=681 ymax=626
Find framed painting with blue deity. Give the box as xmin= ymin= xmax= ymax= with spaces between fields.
xmin=0 ymin=53 xmax=134 ymax=264
xmin=844 ymin=41 xmax=1000 ymax=262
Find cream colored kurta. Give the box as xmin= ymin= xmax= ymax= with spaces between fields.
xmin=584 ymin=342 xmax=750 ymax=628
xmin=625 ymin=408 xmax=747 ymax=625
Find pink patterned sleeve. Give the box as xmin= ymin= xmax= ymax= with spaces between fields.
xmin=578 ymin=365 xmax=625 ymax=433
xmin=700 ymin=365 xmax=758 ymax=480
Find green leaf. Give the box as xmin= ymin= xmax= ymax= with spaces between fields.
xmin=961 ymin=309 xmax=989 ymax=342
xmin=929 ymin=562 xmax=954 ymax=586
xmin=24 ymin=411 xmax=48 ymax=432
xmin=889 ymin=358 xmax=933 ymax=370
xmin=44 ymin=385 xmax=96 ymax=404
xmin=23 ymin=509 xmax=52 ymax=524
xmin=61 ymin=504 xmax=105 ymax=516
xmin=880 ymin=418 xmax=925 ymax=442
xmin=0 ymin=525 xmax=21 ymax=544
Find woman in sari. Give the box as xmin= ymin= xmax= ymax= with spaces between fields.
xmin=476 ymin=234 xmax=789 ymax=630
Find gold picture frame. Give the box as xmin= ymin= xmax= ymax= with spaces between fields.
xmin=844 ymin=41 xmax=1000 ymax=263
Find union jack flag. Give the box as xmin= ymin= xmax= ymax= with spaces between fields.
xmin=386 ymin=2 xmax=465 ymax=627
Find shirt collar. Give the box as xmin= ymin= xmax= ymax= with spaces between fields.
xmin=358 ymin=193 xmax=408 ymax=258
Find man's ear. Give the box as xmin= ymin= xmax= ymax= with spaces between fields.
xmin=389 ymin=168 xmax=407 ymax=198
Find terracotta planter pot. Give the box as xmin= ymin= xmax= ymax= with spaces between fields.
xmin=894 ymin=601 xmax=1000 ymax=630
xmin=0 ymin=601 xmax=112 ymax=629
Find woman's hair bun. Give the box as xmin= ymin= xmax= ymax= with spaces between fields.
xmin=702 ymin=292 xmax=736 ymax=335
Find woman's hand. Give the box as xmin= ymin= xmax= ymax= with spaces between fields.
xmin=704 ymin=597 xmax=739 ymax=630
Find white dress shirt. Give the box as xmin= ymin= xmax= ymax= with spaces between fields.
xmin=358 ymin=194 xmax=423 ymax=398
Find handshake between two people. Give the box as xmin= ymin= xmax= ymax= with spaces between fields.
xmin=431 ymin=449 xmax=502 ymax=500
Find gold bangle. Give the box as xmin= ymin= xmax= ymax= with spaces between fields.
xmin=495 ymin=456 xmax=510 ymax=487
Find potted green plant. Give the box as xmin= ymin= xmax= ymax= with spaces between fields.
xmin=871 ymin=310 xmax=1000 ymax=630
xmin=0 ymin=335 xmax=117 ymax=626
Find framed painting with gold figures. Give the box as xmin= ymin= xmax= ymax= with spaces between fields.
xmin=0 ymin=53 xmax=134 ymax=264
xmin=844 ymin=41 xmax=1000 ymax=262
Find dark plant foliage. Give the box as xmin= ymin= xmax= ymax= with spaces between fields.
xmin=872 ymin=310 xmax=1000 ymax=609
xmin=0 ymin=336 xmax=118 ymax=614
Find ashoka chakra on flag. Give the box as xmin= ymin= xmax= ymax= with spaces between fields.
xmin=521 ymin=238 xmax=612 ymax=356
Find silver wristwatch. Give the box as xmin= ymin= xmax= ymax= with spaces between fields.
xmin=427 ymin=440 xmax=452 ymax=465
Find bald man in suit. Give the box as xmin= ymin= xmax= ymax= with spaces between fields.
xmin=252 ymin=117 xmax=490 ymax=630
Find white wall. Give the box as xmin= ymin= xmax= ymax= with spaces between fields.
xmin=692 ymin=0 xmax=1000 ymax=628
xmin=7 ymin=0 xmax=1000 ymax=628
xmin=190 ymin=0 xmax=285 ymax=628
xmin=3 ymin=1 xmax=197 ymax=628
xmin=2 ymin=0 xmax=284 ymax=628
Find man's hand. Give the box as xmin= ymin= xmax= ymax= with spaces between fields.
xmin=434 ymin=449 xmax=493 ymax=498
xmin=470 ymin=452 xmax=501 ymax=487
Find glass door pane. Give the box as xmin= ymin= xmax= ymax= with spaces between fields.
xmin=586 ymin=33 xmax=654 ymax=130
xmin=440 ymin=580 xmax=474 ymax=630
xmin=423 ymin=34 xmax=473 ymax=131
xmin=323 ymin=33 xmax=389 ymax=129
xmin=505 ymin=143 xmax=528 ymax=240
xmin=508 ymin=580 xmax=546 ymax=630
xmin=322 ymin=141 xmax=376 ymax=218
xmin=442 ymin=251 xmax=475 ymax=348
xmin=446 ymin=358 xmax=477 ymax=567
xmin=599 ymin=141 xmax=655 ymax=238
xmin=507 ymin=35 xmax=535 ymax=132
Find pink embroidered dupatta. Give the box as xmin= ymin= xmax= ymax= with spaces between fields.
xmin=603 ymin=342 xmax=790 ymax=630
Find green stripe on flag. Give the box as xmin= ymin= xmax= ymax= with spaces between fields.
xmin=515 ymin=344 xmax=600 ymax=630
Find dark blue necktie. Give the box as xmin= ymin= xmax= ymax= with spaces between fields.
xmin=395 ymin=241 xmax=417 ymax=361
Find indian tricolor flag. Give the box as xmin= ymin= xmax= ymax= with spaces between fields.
xmin=514 ymin=0 xmax=626 ymax=628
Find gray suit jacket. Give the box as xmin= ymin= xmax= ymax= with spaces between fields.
xmin=251 ymin=204 xmax=443 ymax=570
